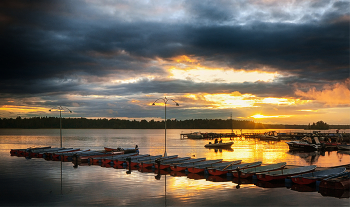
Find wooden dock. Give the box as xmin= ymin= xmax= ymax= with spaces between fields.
xmin=180 ymin=132 xmax=238 ymax=139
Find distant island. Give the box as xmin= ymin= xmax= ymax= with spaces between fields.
xmin=0 ymin=116 xmax=349 ymax=130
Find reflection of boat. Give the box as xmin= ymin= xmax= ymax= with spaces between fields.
xmin=287 ymin=150 xmax=322 ymax=165
xmin=205 ymin=142 xmax=234 ymax=148
xmin=138 ymin=167 xmax=154 ymax=173
xmin=319 ymin=172 xmax=350 ymax=189
xmin=170 ymin=171 xmax=187 ymax=177
xmin=256 ymin=165 xmax=317 ymax=181
xmin=337 ymin=144 xmax=350 ymax=150
xmin=291 ymin=167 xmax=346 ymax=185
xmin=207 ymin=175 xmax=232 ymax=182
xmin=255 ymin=180 xmax=286 ymax=188
xmin=154 ymin=169 xmax=171 ymax=175
xmin=233 ymin=162 xmax=286 ymax=178
xmin=208 ymin=148 xmax=234 ymax=153
xmin=291 ymin=184 xmax=317 ymax=192
xmin=232 ymin=177 xmax=254 ymax=185
xmin=187 ymin=173 xmax=205 ymax=180
xmin=187 ymin=132 xmax=203 ymax=139
xmin=318 ymin=188 xmax=349 ymax=199
xmin=337 ymin=150 xmax=350 ymax=155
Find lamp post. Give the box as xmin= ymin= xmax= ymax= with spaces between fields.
xmin=152 ymin=97 xmax=179 ymax=157
xmin=49 ymin=106 xmax=72 ymax=148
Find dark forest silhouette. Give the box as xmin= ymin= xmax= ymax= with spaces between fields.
xmin=0 ymin=117 xmax=348 ymax=129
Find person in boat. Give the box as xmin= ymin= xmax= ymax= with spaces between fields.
xmin=219 ymin=139 xmax=222 ymax=143
xmin=214 ymin=138 xmax=218 ymax=144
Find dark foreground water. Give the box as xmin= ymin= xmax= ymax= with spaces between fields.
xmin=0 ymin=129 xmax=349 ymax=206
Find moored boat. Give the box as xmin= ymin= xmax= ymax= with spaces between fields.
xmin=46 ymin=148 xmax=81 ymax=159
xmin=291 ymin=167 xmax=346 ymax=185
xmin=104 ymin=146 xmax=139 ymax=154
xmin=128 ymin=155 xmax=163 ymax=167
xmin=111 ymin=154 xmax=150 ymax=165
xmin=319 ymin=172 xmax=350 ymax=189
xmin=171 ymin=159 xmax=222 ymax=172
xmin=207 ymin=161 xmax=261 ymax=176
xmin=258 ymin=131 xmax=279 ymax=141
xmin=153 ymin=157 xmax=191 ymax=169
xmin=188 ymin=160 xmax=241 ymax=174
xmin=91 ymin=152 xmax=139 ymax=165
xmin=204 ymin=142 xmax=234 ymax=148
xmin=139 ymin=155 xmax=178 ymax=168
xmin=79 ymin=151 xmax=124 ymax=163
xmin=233 ymin=162 xmax=286 ymax=178
xmin=256 ymin=165 xmax=317 ymax=181
xmin=170 ymin=158 xmax=207 ymax=171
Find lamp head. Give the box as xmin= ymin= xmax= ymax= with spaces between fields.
xmin=152 ymin=103 xmax=155 ymax=105
xmin=176 ymin=103 xmax=179 ymax=106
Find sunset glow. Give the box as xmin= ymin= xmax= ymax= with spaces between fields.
xmin=169 ymin=68 xmax=279 ymax=83
xmin=0 ymin=1 xmax=348 ymax=125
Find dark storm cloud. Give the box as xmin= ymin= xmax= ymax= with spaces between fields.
xmin=107 ymin=79 xmax=294 ymax=98
xmin=0 ymin=0 xmax=348 ymax=97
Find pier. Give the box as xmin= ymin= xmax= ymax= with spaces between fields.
xmin=180 ymin=131 xmax=350 ymax=141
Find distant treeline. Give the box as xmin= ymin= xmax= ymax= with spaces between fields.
xmin=0 ymin=117 xmax=349 ymax=129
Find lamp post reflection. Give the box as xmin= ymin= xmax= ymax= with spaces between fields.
xmin=49 ymin=106 xmax=72 ymax=148
xmin=152 ymin=97 xmax=179 ymax=157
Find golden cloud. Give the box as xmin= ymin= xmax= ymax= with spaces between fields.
xmin=295 ymin=79 xmax=350 ymax=106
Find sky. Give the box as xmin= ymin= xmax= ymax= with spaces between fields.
xmin=0 ymin=0 xmax=349 ymax=125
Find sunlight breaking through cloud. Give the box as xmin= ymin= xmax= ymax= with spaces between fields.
xmin=169 ymin=68 xmax=279 ymax=83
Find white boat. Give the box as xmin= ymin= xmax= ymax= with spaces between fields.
xmin=205 ymin=142 xmax=234 ymax=148
xmin=258 ymin=131 xmax=279 ymax=141
xmin=286 ymin=137 xmax=324 ymax=151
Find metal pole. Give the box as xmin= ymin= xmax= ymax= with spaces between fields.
xmin=164 ymin=98 xmax=167 ymax=157
xmin=59 ymin=108 xmax=62 ymax=148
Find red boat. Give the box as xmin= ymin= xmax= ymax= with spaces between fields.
xmin=170 ymin=158 xmax=207 ymax=171
xmin=171 ymin=159 xmax=221 ymax=172
xmin=79 ymin=152 xmax=123 ymax=163
xmin=256 ymin=165 xmax=317 ymax=181
xmin=319 ymin=172 xmax=350 ymax=189
xmin=188 ymin=160 xmax=241 ymax=174
xmin=48 ymin=148 xmax=81 ymax=160
xmin=128 ymin=155 xmax=163 ymax=167
xmin=112 ymin=154 xmax=150 ymax=165
xmin=208 ymin=161 xmax=261 ymax=176
xmin=93 ymin=153 xmax=139 ymax=165
xmin=154 ymin=157 xmax=191 ymax=170
xmin=291 ymin=167 xmax=346 ymax=185
xmin=232 ymin=162 xmax=286 ymax=178
xmin=187 ymin=160 xmax=228 ymax=173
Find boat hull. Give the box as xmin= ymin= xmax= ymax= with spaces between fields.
xmin=204 ymin=142 xmax=233 ymax=148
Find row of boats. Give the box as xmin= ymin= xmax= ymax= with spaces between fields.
xmin=286 ymin=136 xmax=350 ymax=151
xmin=10 ymin=146 xmax=349 ymax=190
xmin=10 ymin=146 xmax=139 ymax=162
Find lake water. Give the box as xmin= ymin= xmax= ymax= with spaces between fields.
xmin=0 ymin=129 xmax=349 ymax=206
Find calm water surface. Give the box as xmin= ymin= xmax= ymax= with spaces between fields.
xmin=0 ymin=129 xmax=349 ymax=206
